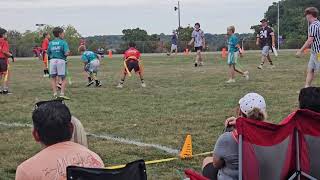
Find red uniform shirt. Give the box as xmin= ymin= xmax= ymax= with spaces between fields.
xmin=41 ymin=38 xmax=49 ymax=51
xmin=0 ymin=38 xmax=9 ymax=59
xmin=124 ymin=47 xmax=141 ymax=60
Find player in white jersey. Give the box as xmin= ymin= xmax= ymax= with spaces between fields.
xmin=189 ymin=23 xmax=205 ymax=67
xmin=296 ymin=7 xmax=320 ymax=88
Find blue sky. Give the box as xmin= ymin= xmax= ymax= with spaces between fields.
xmin=1 ymin=0 xmax=275 ymax=36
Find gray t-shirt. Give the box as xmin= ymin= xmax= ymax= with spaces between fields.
xmin=213 ymin=132 xmax=239 ymax=180
xmin=191 ymin=29 xmax=204 ymax=47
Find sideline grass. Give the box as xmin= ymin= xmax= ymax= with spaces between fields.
xmin=0 ymin=51 xmax=313 ymax=179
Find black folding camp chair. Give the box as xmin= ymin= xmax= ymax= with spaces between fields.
xmin=67 ymin=159 xmax=147 ymax=180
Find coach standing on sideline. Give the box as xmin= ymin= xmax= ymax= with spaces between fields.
xmin=296 ymin=7 xmax=320 ymax=88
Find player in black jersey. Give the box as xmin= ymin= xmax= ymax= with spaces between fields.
xmin=256 ymin=19 xmax=276 ymax=69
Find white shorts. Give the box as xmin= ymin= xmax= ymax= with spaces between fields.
xmin=171 ymin=44 xmax=178 ymax=51
xmin=262 ymin=46 xmax=270 ymax=56
xmin=85 ymin=59 xmax=100 ymax=73
xmin=49 ymin=59 xmax=66 ymax=78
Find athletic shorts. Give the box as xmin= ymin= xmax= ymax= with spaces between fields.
xmin=308 ymin=52 xmax=320 ymax=72
xmin=202 ymin=163 xmax=218 ymax=180
xmin=85 ymin=59 xmax=100 ymax=73
xmin=171 ymin=44 xmax=178 ymax=51
xmin=195 ymin=46 xmax=203 ymax=52
xmin=0 ymin=59 xmax=8 ymax=73
xmin=261 ymin=46 xmax=270 ymax=56
xmin=124 ymin=60 xmax=140 ymax=74
xmin=49 ymin=59 xmax=66 ymax=78
xmin=228 ymin=52 xmax=239 ymax=65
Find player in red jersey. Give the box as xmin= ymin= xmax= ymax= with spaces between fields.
xmin=41 ymin=32 xmax=50 ymax=77
xmin=0 ymin=28 xmax=12 ymax=94
xmin=117 ymin=42 xmax=146 ymax=88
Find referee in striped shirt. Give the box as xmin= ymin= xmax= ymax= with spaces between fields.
xmin=297 ymin=7 xmax=320 ymax=88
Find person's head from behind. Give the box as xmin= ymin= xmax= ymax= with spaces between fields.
xmin=227 ymin=26 xmax=235 ymax=36
xmin=128 ymin=42 xmax=136 ymax=48
xmin=195 ymin=23 xmax=200 ymax=30
xmin=71 ymin=116 xmax=88 ymax=147
xmin=0 ymin=28 xmax=7 ymax=39
xmin=305 ymin=7 xmax=319 ymax=23
xmin=43 ymin=32 xmax=51 ymax=39
xmin=32 ymin=100 xmax=73 ymax=146
xmin=78 ymin=45 xmax=86 ymax=54
xmin=53 ymin=27 xmax=64 ymax=39
xmin=299 ymin=87 xmax=320 ymax=113
xmin=239 ymin=93 xmax=267 ymax=121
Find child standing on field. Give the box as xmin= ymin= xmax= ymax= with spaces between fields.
xmin=41 ymin=32 xmax=50 ymax=77
xmin=47 ymin=27 xmax=70 ymax=100
xmin=226 ymin=26 xmax=249 ymax=83
xmin=0 ymin=28 xmax=12 ymax=94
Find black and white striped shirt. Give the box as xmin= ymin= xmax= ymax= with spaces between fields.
xmin=309 ymin=20 xmax=320 ymax=53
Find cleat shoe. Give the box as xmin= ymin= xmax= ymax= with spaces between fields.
xmin=58 ymin=95 xmax=71 ymax=100
xmin=95 ymin=80 xmax=102 ymax=87
xmin=257 ymin=65 xmax=263 ymax=69
xmin=86 ymin=80 xmax=95 ymax=87
xmin=226 ymin=79 xmax=236 ymax=83
xmin=117 ymin=83 xmax=123 ymax=88
xmin=141 ymin=82 xmax=146 ymax=88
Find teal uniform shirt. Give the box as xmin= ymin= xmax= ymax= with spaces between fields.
xmin=81 ymin=51 xmax=98 ymax=63
xmin=228 ymin=34 xmax=239 ymax=53
xmin=227 ymin=34 xmax=239 ymax=65
xmin=47 ymin=38 xmax=70 ymax=60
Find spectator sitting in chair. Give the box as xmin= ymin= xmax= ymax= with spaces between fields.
xmin=280 ymin=87 xmax=320 ymax=124
xmin=298 ymin=87 xmax=320 ymax=113
xmin=71 ymin=116 xmax=88 ymax=147
xmin=15 ymin=100 xmax=104 ymax=180
xmin=202 ymin=93 xmax=268 ymax=180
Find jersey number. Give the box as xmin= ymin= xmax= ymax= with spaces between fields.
xmin=260 ymin=30 xmax=268 ymax=38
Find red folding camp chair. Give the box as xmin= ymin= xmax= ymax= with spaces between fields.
xmin=236 ymin=109 xmax=319 ymax=180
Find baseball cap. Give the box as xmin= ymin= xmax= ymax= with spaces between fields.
xmin=239 ymin=93 xmax=266 ymax=116
xmin=260 ymin=18 xmax=268 ymax=23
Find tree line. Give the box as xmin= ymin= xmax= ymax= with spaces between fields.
xmin=5 ymin=0 xmax=318 ymax=57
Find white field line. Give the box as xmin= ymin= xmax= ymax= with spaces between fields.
xmin=0 ymin=121 xmax=179 ymax=155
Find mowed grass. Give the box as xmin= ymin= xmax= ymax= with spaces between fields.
xmin=0 ymin=51 xmax=315 ymax=179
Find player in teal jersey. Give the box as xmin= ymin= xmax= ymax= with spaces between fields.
xmin=79 ymin=46 xmax=102 ymax=87
xmin=226 ymin=26 xmax=249 ymax=83
xmin=47 ymin=27 xmax=70 ymax=100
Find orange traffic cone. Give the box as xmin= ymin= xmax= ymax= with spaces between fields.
xmin=179 ymin=134 xmax=193 ymax=159
xmin=108 ymin=50 xmax=113 ymax=59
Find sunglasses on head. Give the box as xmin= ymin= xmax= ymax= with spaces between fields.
xmin=34 ymin=99 xmax=64 ymax=110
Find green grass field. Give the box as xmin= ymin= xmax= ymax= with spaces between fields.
xmin=0 ymin=51 xmax=314 ymax=179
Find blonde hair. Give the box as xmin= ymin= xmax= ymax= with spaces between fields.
xmin=247 ymin=108 xmax=267 ymax=121
xmin=71 ymin=116 xmax=88 ymax=147
xmin=228 ymin=26 xmax=236 ymax=33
